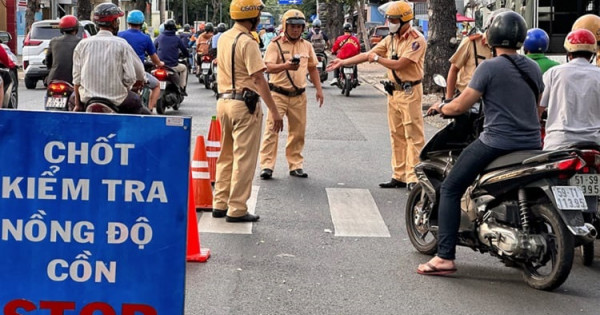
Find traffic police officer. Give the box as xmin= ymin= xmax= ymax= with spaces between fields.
xmin=326 ymin=1 xmax=426 ymax=190
xmin=571 ymin=14 xmax=600 ymax=67
xmin=259 ymin=9 xmax=324 ymax=180
xmin=445 ymin=30 xmax=491 ymax=99
xmin=212 ymin=0 xmax=283 ymax=223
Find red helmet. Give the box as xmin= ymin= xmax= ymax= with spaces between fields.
xmin=59 ymin=15 xmax=79 ymax=32
xmin=564 ymin=28 xmax=597 ymax=53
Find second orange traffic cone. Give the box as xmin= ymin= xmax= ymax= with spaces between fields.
xmin=186 ymin=169 xmax=210 ymax=262
xmin=191 ymin=135 xmax=213 ymax=211
xmin=206 ymin=116 xmax=222 ymax=185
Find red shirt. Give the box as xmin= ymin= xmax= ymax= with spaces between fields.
xmin=332 ymin=33 xmax=360 ymax=60
xmin=0 ymin=45 xmax=15 ymax=68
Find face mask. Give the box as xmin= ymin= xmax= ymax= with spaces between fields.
xmin=389 ymin=23 xmax=401 ymax=34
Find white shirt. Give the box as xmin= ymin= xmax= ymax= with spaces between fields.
xmin=72 ymin=30 xmax=144 ymax=105
xmin=541 ymin=58 xmax=600 ymax=150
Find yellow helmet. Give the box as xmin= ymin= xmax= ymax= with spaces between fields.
xmin=281 ymin=9 xmax=306 ymax=33
xmin=385 ymin=1 xmax=413 ymax=23
xmin=230 ymin=0 xmax=264 ymax=20
xmin=572 ymin=14 xmax=600 ymax=42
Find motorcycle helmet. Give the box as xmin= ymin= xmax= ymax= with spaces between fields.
xmin=483 ymin=8 xmax=510 ymax=31
xmin=164 ymin=19 xmax=177 ymax=31
xmin=205 ymin=22 xmax=214 ymax=33
xmin=59 ymin=15 xmax=79 ymax=32
xmin=217 ymin=23 xmax=228 ymax=33
xmin=93 ymin=3 xmax=124 ymax=27
xmin=282 ymin=9 xmax=306 ymax=34
xmin=564 ymin=29 xmax=597 ymax=53
xmin=572 ymin=14 xmax=600 ymax=43
xmin=486 ymin=11 xmax=527 ymax=49
xmin=524 ymin=28 xmax=550 ymax=53
xmin=382 ymin=1 xmax=413 ymax=23
xmin=312 ymin=19 xmax=321 ymax=28
xmin=343 ymin=23 xmax=352 ymax=32
xmin=230 ymin=0 xmax=264 ymax=20
xmin=184 ymin=24 xmax=190 ymax=32
xmin=265 ymin=25 xmax=274 ymax=33
xmin=126 ymin=10 xmax=145 ymax=25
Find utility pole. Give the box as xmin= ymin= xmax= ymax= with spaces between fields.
xmin=51 ymin=0 xmax=57 ymax=19
xmin=183 ymin=0 xmax=187 ymax=24
xmin=205 ymin=4 xmax=208 ymax=22
xmin=160 ymin=0 xmax=166 ymax=23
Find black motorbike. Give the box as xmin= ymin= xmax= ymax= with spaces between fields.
xmin=44 ymin=80 xmax=74 ymax=111
xmin=405 ymin=74 xmax=597 ymax=291
xmin=0 ymin=66 xmax=18 ymax=109
xmin=197 ymin=54 xmax=213 ymax=89
xmin=336 ymin=65 xmax=357 ymax=97
xmin=152 ymin=64 xmax=185 ymax=115
xmin=307 ymin=51 xmax=328 ymax=84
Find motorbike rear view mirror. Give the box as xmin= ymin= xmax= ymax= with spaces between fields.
xmin=433 ymin=74 xmax=447 ymax=88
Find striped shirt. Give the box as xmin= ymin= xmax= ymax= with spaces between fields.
xmin=72 ymin=30 xmax=145 ymax=105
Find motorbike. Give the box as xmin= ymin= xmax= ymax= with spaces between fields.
xmin=307 ymin=51 xmax=328 ymax=84
xmin=44 ymin=80 xmax=74 ymax=111
xmin=85 ymin=98 xmax=118 ymax=114
xmin=198 ymin=54 xmax=213 ymax=89
xmin=152 ymin=64 xmax=185 ymax=115
xmin=336 ymin=65 xmax=358 ymax=97
xmin=405 ymin=74 xmax=598 ymax=291
xmin=0 ymin=66 xmax=18 ymax=109
xmin=210 ymin=59 xmax=218 ymax=94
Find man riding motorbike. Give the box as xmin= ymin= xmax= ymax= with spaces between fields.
xmin=305 ymin=19 xmax=329 ymax=52
xmin=329 ymin=23 xmax=360 ymax=86
xmin=72 ymin=3 xmax=149 ymax=114
xmin=195 ymin=23 xmax=214 ymax=75
xmin=118 ymin=10 xmax=165 ymax=112
xmin=261 ymin=25 xmax=277 ymax=48
xmin=210 ymin=23 xmax=228 ymax=57
xmin=154 ymin=19 xmax=190 ymax=95
xmin=46 ymin=15 xmax=81 ymax=85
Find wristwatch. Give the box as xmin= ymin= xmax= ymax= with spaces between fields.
xmin=373 ymin=55 xmax=380 ymax=63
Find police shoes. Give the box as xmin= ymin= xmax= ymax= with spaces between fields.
xmin=260 ymin=168 xmax=273 ymax=180
xmin=289 ymin=169 xmax=308 ymax=178
xmin=226 ymin=213 xmax=260 ymax=223
xmin=212 ymin=209 xmax=227 ymax=218
xmin=379 ymin=178 xmax=407 ymax=188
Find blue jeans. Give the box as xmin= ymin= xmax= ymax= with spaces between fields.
xmin=436 ymin=139 xmax=512 ymax=260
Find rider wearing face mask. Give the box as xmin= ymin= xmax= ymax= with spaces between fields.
xmin=72 ymin=3 xmax=148 ymax=114
xmin=327 ymin=1 xmax=427 ymax=191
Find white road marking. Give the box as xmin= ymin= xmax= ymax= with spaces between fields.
xmin=326 ymin=188 xmax=391 ymax=237
xmin=198 ymin=185 xmax=259 ymax=234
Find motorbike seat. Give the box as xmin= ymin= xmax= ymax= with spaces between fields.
xmin=483 ymin=150 xmax=546 ymax=172
xmin=86 ymin=98 xmax=118 ymax=113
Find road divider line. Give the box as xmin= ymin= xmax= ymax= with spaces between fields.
xmin=326 ymin=188 xmax=391 ymax=237
xmin=198 ymin=185 xmax=259 ymax=234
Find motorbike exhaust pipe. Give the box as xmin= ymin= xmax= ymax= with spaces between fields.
xmin=582 ymin=223 xmax=598 ymax=243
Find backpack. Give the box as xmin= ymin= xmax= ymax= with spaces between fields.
xmin=311 ymin=30 xmax=326 ymax=53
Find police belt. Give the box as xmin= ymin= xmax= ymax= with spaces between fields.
xmin=217 ymin=93 xmax=245 ymax=101
xmin=392 ymin=80 xmax=422 ymax=90
xmin=269 ymin=84 xmax=305 ymax=97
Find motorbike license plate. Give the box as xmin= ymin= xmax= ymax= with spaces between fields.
xmin=159 ymin=81 xmax=166 ymax=90
xmin=46 ymin=97 xmax=67 ymax=109
xmin=343 ymin=68 xmax=354 ymax=74
xmin=551 ymin=186 xmax=588 ymax=210
xmin=202 ymin=70 xmax=209 ymax=74
xmin=201 ymin=63 xmax=211 ymax=69
xmin=317 ymin=61 xmax=324 ymax=69
xmin=569 ymin=174 xmax=600 ymax=196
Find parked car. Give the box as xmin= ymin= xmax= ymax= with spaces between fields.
xmin=22 ymin=20 xmax=97 ymax=89
xmin=369 ymin=26 xmax=389 ymax=47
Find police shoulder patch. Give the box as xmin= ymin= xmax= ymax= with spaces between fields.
xmin=411 ymin=41 xmax=420 ymax=51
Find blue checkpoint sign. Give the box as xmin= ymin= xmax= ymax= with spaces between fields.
xmin=0 ymin=110 xmax=191 ymax=314
xmin=279 ymin=0 xmax=303 ymax=4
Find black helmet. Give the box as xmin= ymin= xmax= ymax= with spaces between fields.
xmin=486 ymin=11 xmax=527 ymax=49
xmin=343 ymin=23 xmax=352 ymax=32
xmin=205 ymin=22 xmax=214 ymax=33
xmin=183 ymin=24 xmax=190 ymax=31
xmin=164 ymin=19 xmax=177 ymax=31
xmin=217 ymin=23 xmax=227 ymax=33
xmin=93 ymin=3 xmax=124 ymax=27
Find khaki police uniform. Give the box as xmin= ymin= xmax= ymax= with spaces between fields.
xmin=213 ymin=23 xmax=265 ymax=217
xmin=260 ymin=36 xmax=318 ymax=171
xmin=370 ymin=27 xmax=427 ymax=183
xmin=449 ymin=34 xmax=492 ymax=93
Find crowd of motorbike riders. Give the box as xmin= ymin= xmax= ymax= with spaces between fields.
xmin=1 ymin=0 xmax=600 ymax=289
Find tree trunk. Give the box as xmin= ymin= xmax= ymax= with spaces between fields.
xmin=355 ymin=0 xmax=370 ymax=51
xmin=423 ymin=0 xmax=456 ymax=94
xmin=322 ymin=1 xmax=343 ymax=47
xmin=77 ymin=0 xmax=92 ymax=21
xmin=133 ymin=0 xmax=147 ymax=14
xmin=211 ymin=0 xmax=220 ymax=24
xmin=25 ymin=0 xmax=40 ymax=35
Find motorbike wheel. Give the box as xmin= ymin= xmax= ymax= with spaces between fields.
xmin=204 ymin=76 xmax=211 ymax=89
xmin=344 ymin=79 xmax=351 ymax=97
xmin=156 ymin=99 xmax=165 ymax=115
xmin=405 ymin=183 xmax=438 ymax=255
xmin=580 ymin=242 xmax=594 ymax=266
xmin=522 ymin=203 xmax=574 ymax=291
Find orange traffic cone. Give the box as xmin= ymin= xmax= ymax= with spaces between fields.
xmin=206 ymin=116 xmax=222 ymax=185
xmin=187 ymin=169 xmax=210 ymax=262
xmin=192 ymin=135 xmax=213 ymax=211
